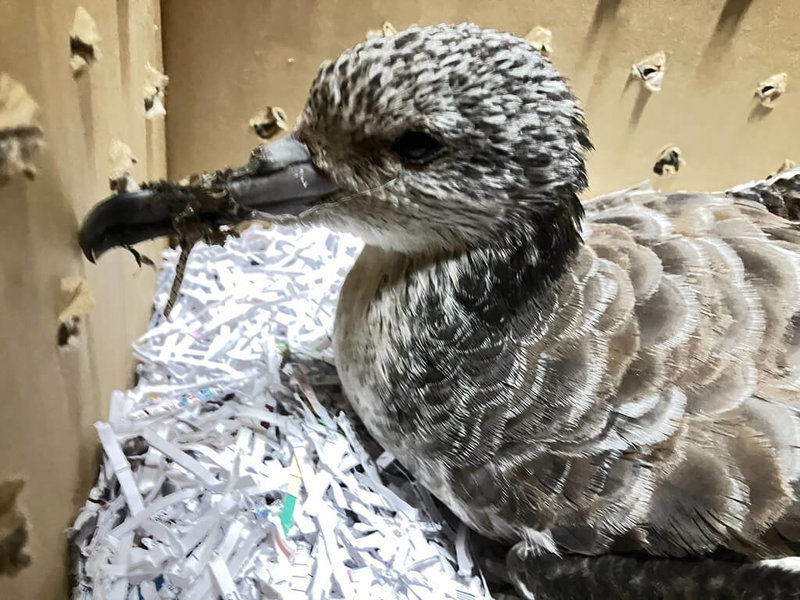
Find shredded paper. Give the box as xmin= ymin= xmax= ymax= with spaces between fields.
xmin=70 ymin=225 xmax=496 ymax=600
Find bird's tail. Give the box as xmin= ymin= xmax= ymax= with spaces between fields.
xmin=506 ymin=543 xmax=800 ymax=600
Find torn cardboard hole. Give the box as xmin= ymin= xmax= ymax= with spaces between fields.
xmin=0 ymin=478 xmax=31 ymax=576
xmin=144 ymin=62 xmax=169 ymax=119
xmin=755 ymin=73 xmax=788 ymax=108
xmin=525 ymin=26 xmax=552 ymax=55
xmin=366 ymin=22 xmax=398 ymax=39
xmin=60 ymin=277 xmax=95 ymax=323
xmin=70 ymin=6 xmax=101 ymax=77
xmin=58 ymin=277 xmax=95 ymax=346
xmin=109 ymin=139 xmax=139 ymax=194
xmin=57 ymin=318 xmax=81 ymax=347
xmin=249 ymin=106 xmax=288 ymax=141
xmin=0 ymin=74 xmax=44 ymax=185
xmin=632 ymin=50 xmax=666 ymax=92
xmin=653 ymin=144 xmax=684 ymax=176
xmin=769 ymin=158 xmax=797 ymax=178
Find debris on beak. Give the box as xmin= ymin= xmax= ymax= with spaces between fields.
xmin=80 ymin=135 xmax=338 ymax=262
xmin=79 ymin=135 xmax=340 ymax=314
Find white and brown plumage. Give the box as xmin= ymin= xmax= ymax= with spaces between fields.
xmin=80 ymin=23 xmax=800 ymax=598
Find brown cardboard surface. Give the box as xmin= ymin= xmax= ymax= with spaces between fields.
xmin=0 ymin=1 xmax=165 ymax=598
xmin=162 ymin=0 xmax=800 ymax=196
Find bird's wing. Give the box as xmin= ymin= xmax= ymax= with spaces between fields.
xmin=558 ymin=167 xmax=800 ymax=557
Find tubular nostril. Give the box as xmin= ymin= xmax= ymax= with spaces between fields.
xmin=248 ymin=135 xmax=314 ymax=176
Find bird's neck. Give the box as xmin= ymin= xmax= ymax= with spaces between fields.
xmin=333 ymin=190 xmax=585 ymax=462
xmin=510 ymin=189 xmax=585 ymax=278
xmin=450 ymin=188 xmax=585 ymax=296
xmin=467 ymin=195 xmax=584 ymax=315
xmin=377 ymin=189 xmax=586 ymax=336
xmin=337 ymin=189 xmax=585 ymax=340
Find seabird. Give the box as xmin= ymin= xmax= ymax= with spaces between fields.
xmin=79 ymin=23 xmax=800 ymax=598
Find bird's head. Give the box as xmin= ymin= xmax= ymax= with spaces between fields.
xmin=80 ymin=23 xmax=591 ymax=260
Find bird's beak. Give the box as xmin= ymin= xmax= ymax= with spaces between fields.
xmin=78 ymin=135 xmax=339 ymax=262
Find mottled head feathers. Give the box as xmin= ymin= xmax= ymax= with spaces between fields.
xmin=296 ymin=23 xmax=591 ymax=254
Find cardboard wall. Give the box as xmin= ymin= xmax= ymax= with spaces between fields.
xmin=0 ymin=1 xmax=165 ymax=598
xmin=162 ymin=0 xmax=799 ymax=195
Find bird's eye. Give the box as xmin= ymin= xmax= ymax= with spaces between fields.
xmin=391 ymin=130 xmax=445 ymax=165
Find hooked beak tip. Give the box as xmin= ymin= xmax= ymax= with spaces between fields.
xmin=79 ymin=230 xmax=97 ymax=263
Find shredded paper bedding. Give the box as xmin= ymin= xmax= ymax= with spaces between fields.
xmin=69 ymin=225 xmax=498 ymax=600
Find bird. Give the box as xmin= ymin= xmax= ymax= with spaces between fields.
xmin=79 ymin=23 xmax=800 ymax=598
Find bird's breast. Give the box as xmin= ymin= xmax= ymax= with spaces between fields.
xmin=333 ymin=245 xmax=416 ymax=450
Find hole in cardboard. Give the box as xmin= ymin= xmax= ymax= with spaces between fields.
xmin=631 ymin=50 xmax=666 ymax=92
xmin=524 ymin=26 xmax=553 ymax=55
xmin=144 ymin=63 xmax=169 ymax=119
xmin=249 ymin=106 xmax=288 ymax=141
xmin=0 ymin=74 xmax=44 ymax=185
xmin=109 ymin=139 xmax=139 ymax=194
xmin=653 ymin=145 xmax=684 ymax=176
xmin=0 ymin=478 xmax=31 ymax=576
xmin=366 ymin=22 xmax=398 ymax=39
xmin=70 ymin=7 xmax=101 ymax=77
xmin=58 ymin=277 xmax=94 ymax=347
xmin=58 ymin=316 xmax=81 ymax=347
xmin=755 ymin=73 xmax=788 ymax=109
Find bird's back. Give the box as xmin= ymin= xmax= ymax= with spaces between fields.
xmin=574 ymin=169 xmax=800 ymax=557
